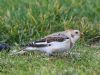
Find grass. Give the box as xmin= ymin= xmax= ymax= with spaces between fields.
xmin=0 ymin=45 xmax=100 ymax=75
xmin=0 ymin=0 xmax=99 ymax=44
xmin=0 ymin=0 xmax=100 ymax=75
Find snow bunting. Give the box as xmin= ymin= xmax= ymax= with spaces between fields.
xmin=11 ymin=29 xmax=82 ymax=56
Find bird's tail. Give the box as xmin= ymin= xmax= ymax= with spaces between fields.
xmin=10 ymin=50 xmax=27 ymax=55
xmin=10 ymin=47 xmax=38 ymax=55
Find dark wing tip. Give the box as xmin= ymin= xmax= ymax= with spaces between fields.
xmin=26 ymin=42 xmax=50 ymax=47
xmin=25 ymin=39 xmax=50 ymax=47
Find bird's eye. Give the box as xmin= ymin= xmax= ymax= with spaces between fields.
xmin=75 ymin=31 xmax=78 ymax=34
xmin=66 ymin=37 xmax=69 ymax=39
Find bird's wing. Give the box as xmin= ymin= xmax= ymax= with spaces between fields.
xmin=45 ymin=31 xmax=67 ymax=38
xmin=26 ymin=36 xmax=69 ymax=47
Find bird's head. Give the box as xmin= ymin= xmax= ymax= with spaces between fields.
xmin=66 ymin=29 xmax=83 ymax=43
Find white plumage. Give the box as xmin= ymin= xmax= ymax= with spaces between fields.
xmin=11 ymin=29 xmax=82 ymax=56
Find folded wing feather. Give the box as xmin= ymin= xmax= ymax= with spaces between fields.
xmin=26 ymin=36 xmax=69 ymax=47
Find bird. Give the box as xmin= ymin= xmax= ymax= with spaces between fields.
xmin=10 ymin=29 xmax=82 ymax=56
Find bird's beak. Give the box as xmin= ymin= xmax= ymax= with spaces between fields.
xmin=80 ymin=32 xmax=84 ymax=38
